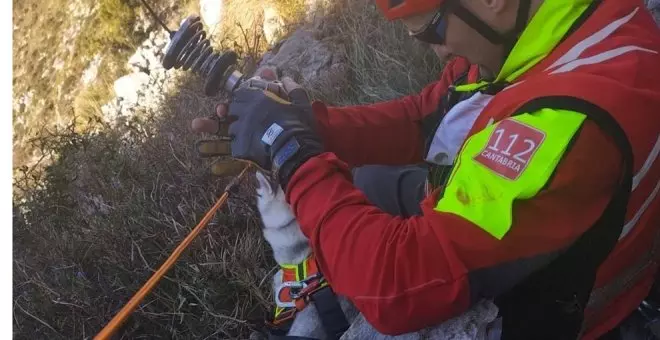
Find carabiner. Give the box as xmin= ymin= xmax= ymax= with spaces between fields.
xmin=275 ymin=281 xmax=307 ymax=308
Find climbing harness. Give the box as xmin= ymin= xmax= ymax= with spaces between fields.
xmin=266 ymin=254 xmax=350 ymax=340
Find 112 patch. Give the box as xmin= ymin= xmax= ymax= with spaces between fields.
xmin=474 ymin=119 xmax=546 ymax=180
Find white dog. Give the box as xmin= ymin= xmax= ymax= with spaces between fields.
xmin=255 ymin=171 xmax=501 ymax=340
xmin=255 ymin=171 xmax=357 ymax=339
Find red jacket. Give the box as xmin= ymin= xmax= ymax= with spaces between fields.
xmin=285 ymin=0 xmax=660 ymax=337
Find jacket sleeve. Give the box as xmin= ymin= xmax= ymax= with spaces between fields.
xmin=312 ymin=57 xmax=471 ymax=167
xmin=285 ymin=120 xmax=623 ymax=335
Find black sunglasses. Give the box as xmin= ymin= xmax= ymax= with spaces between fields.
xmin=409 ymin=4 xmax=453 ymax=45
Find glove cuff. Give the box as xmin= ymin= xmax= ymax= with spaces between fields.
xmin=273 ymin=137 xmax=322 ymax=190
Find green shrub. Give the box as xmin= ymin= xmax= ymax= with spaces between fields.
xmin=77 ymin=0 xmax=146 ymax=57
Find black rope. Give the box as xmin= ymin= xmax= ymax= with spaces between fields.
xmin=139 ymin=0 xmax=173 ymax=35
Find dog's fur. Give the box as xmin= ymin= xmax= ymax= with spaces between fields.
xmin=256 ymin=171 xmax=357 ymax=339
xmin=255 ymin=171 xmax=500 ymax=340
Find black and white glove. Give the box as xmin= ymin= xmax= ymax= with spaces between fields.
xmin=227 ymin=83 xmax=323 ymax=188
xmin=191 ymin=68 xmax=289 ymax=178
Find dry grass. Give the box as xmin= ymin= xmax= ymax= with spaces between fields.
xmin=14 ymin=76 xmax=274 ymax=339
xmin=203 ymin=0 xmax=306 ymax=71
xmin=310 ymin=0 xmax=442 ymax=105
xmin=13 ymin=0 xmax=445 ymax=338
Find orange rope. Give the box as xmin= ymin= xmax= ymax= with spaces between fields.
xmin=94 ymin=166 xmax=250 ymax=340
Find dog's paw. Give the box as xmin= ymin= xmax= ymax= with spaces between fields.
xmin=255 ymin=171 xmax=274 ymax=199
xmin=256 ymin=170 xmax=292 ymax=224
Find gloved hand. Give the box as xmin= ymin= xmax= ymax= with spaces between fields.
xmin=227 ymin=80 xmax=323 ymax=188
xmin=191 ymin=104 xmax=244 ymax=177
xmin=191 ymin=67 xmax=288 ymax=177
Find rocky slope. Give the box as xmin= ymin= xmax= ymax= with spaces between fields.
xmin=12 ymin=0 xmax=183 ymax=170
xmin=99 ymin=0 xmax=337 ymax=130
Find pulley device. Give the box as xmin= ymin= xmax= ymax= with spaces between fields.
xmin=140 ymin=0 xmax=247 ymax=96
xmin=162 ymin=15 xmax=245 ymax=96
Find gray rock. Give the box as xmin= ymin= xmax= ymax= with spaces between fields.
xmin=646 ymin=0 xmax=660 ymax=26
xmin=101 ymin=30 xmax=175 ymax=128
xmin=338 ymin=300 xmax=500 ymax=340
xmin=257 ymin=28 xmax=348 ymax=94
xmin=263 ymin=5 xmax=286 ymax=45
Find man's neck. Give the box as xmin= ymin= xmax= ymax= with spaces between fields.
xmin=483 ymin=0 xmax=545 ymax=79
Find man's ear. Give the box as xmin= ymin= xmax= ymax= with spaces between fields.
xmin=480 ymin=0 xmax=508 ymax=14
xmin=466 ymin=0 xmax=515 ymax=30
xmin=462 ymin=0 xmax=508 ymax=16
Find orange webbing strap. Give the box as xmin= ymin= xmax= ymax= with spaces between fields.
xmin=94 ymin=165 xmax=250 ymax=340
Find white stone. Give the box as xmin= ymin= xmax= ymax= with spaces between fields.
xmin=113 ymin=72 xmax=151 ymax=104
xmin=13 ymin=90 xmax=34 ymax=114
xmin=200 ymin=0 xmax=224 ymax=29
xmin=81 ymin=54 xmax=102 ymax=86
xmin=128 ymin=51 xmax=147 ymax=73
xmin=52 ymin=58 xmax=65 ymax=71
xmin=304 ymin=0 xmax=331 ymax=21
xmin=101 ymin=29 xmax=177 ymax=129
xmin=263 ymin=5 xmax=285 ymax=45
xmin=128 ymin=31 xmax=169 ymax=73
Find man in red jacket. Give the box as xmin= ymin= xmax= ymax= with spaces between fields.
xmin=193 ymin=0 xmax=660 ymax=338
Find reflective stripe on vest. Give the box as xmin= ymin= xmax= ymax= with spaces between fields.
xmin=435 ymin=109 xmax=586 ymax=239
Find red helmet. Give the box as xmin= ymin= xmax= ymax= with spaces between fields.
xmin=375 ymin=0 xmax=443 ymax=21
